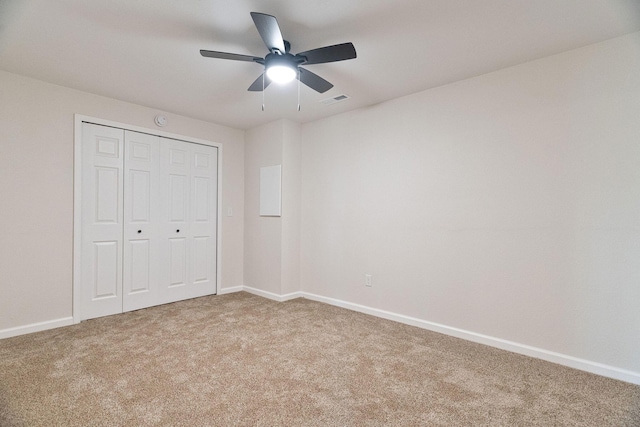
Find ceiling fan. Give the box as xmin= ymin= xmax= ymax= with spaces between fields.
xmin=200 ymin=12 xmax=357 ymax=94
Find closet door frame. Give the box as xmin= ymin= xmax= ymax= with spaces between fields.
xmin=73 ymin=114 xmax=223 ymax=324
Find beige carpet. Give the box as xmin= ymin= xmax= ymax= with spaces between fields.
xmin=0 ymin=292 xmax=638 ymax=426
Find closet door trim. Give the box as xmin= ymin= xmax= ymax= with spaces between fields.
xmin=73 ymin=114 xmax=223 ymax=324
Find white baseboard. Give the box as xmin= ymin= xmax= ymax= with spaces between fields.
xmin=243 ymin=286 xmax=302 ymax=302
xmin=301 ymin=292 xmax=640 ymax=386
xmin=0 ymin=317 xmax=74 ymax=340
xmin=218 ymin=285 xmax=244 ymax=295
xmin=4 ymin=290 xmax=638 ymax=385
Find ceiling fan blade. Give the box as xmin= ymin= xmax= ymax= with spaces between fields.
xmin=200 ymin=50 xmax=262 ymax=62
xmin=296 ymin=42 xmax=356 ymax=65
xmin=250 ymin=12 xmax=286 ymax=53
xmin=298 ymin=67 xmax=333 ymax=93
xmin=248 ymin=73 xmax=272 ymax=91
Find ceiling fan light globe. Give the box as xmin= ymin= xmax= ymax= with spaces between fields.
xmin=266 ymin=65 xmax=297 ymax=84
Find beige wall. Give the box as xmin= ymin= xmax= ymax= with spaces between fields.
xmin=281 ymin=121 xmax=302 ymax=296
xmin=244 ymin=121 xmax=284 ymax=294
xmin=243 ymin=119 xmax=301 ymax=296
xmin=0 ymin=70 xmax=245 ymax=332
xmin=300 ymin=33 xmax=640 ymax=373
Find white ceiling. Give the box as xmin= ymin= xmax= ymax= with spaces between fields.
xmin=1 ymin=0 xmax=639 ymax=130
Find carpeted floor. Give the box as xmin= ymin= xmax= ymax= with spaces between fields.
xmin=0 ymin=292 xmax=638 ymax=426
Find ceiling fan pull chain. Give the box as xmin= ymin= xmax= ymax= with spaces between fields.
xmin=262 ymin=73 xmax=265 ymax=111
xmin=297 ymin=72 xmax=301 ymax=111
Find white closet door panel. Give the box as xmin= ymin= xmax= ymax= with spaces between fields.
xmin=159 ymin=139 xmax=218 ymax=303
xmin=159 ymin=138 xmax=191 ymax=304
xmin=128 ymin=240 xmax=150 ymax=293
xmin=189 ymin=144 xmax=218 ymax=297
xmin=95 ymin=167 xmax=120 ymax=222
xmin=193 ymin=236 xmax=210 ymax=283
xmin=81 ymin=123 xmax=124 ymax=320
xmin=169 ymin=237 xmax=187 ymax=286
xmin=130 ymin=170 xmax=150 ymax=222
xmin=169 ymin=174 xmax=188 ymax=221
xmin=193 ymin=177 xmax=210 ymax=222
xmin=123 ymin=131 xmax=161 ymax=312
xmin=93 ymin=241 xmax=119 ymax=297
xmin=169 ymin=147 xmax=187 ymax=166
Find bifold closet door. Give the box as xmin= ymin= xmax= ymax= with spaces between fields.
xmin=122 ymin=131 xmax=161 ymax=312
xmin=159 ymin=138 xmax=218 ymax=304
xmin=81 ymin=123 xmax=218 ymax=321
xmin=81 ymin=125 xmax=162 ymax=319
xmin=80 ymin=123 xmax=125 ymax=320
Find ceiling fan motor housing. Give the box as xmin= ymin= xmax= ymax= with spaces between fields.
xmin=265 ymin=52 xmax=301 ymax=69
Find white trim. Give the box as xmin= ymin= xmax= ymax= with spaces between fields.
xmin=300 ymin=292 xmax=640 ymax=385
xmin=218 ymin=286 xmax=244 ymax=295
xmin=75 ymin=114 xmax=223 ymax=147
xmin=0 ymin=317 xmax=74 ymax=340
xmin=73 ymin=117 xmax=83 ymax=323
xmin=73 ymin=114 xmax=223 ymax=323
xmin=215 ymin=146 xmax=223 ymax=301
xmin=243 ymin=286 xmax=302 ymax=302
xmin=6 ymin=284 xmax=638 ymax=384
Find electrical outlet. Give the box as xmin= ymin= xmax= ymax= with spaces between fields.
xmin=365 ymin=274 xmax=372 ymax=287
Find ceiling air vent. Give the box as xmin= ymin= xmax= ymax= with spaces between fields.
xmin=320 ymin=94 xmax=350 ymax=106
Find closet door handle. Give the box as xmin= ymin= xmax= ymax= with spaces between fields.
xmin=137 ymin=230 xmax=142 ymax=234
xmin=176 ymin=229 xmax=180 ymax=233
